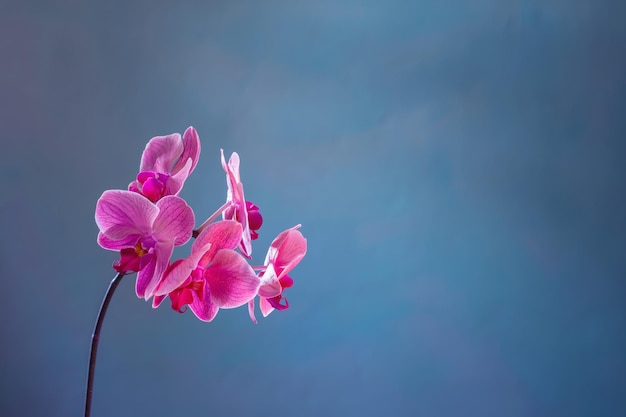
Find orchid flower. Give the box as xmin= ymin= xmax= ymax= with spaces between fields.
xmin=153 ymin=220 xmax=260 ymax=322
xmin=220 ymin=150 xmax=262 ymax=258
xmin=248 ymin=225 xmax=307 ymax=322
xmin=95 ymin=190 xmax=194 ymax=299
xmin=129 ymin=126 xmax=201 ymax=202
xmin=86 ymin=127 xmax=310 ymax=417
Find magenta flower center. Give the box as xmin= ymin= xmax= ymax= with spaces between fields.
xmin=129 ymin=171 xmax=171 ymax=202
xmin=114 ymin=237 xmax=154 ymax=274
xmin=246 ymin=201 xmax=263 ymax=239
xmin=263 ymin=274 xmax=293 ymax=311
xmin=133 ymin=240 xmax=149 ymax=257
xmin=169 ymin=267 xmax=205 ymax=313
xmin=266 ymin=294 xmax=289 ymax=310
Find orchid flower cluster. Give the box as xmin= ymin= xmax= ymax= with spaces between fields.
xmin=94 ymin=127 xmax=307 ymax=323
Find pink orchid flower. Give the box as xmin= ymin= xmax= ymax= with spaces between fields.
xmin=248 ymin=225 xmax=307 ymax=322
xmin=95 ymin=190 xmax=194 ymax=299
xmin=220 ymin=150 xmax=262 ymax=258
xmin=128 ymin=126 xmax=201 ymax=202
xmin=153 ymin=220 xmax=260 ymax=322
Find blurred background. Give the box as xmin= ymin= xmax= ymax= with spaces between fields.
xmin=1 ymin=1 xmax=625 ymax=416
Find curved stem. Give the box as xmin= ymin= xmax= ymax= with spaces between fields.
xmin=193 ymin=200 xmax=233 ymax=238
xmin=84 ymin=272 xmax=124 ymax=417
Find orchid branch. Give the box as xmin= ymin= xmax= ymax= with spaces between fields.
xmin=84 ymin=272 xmax=124 ymax=417
xmin=193 ymin=200 xmax=233 ymax=238
xmin=88 ymin=127 xmax=307 ymax=414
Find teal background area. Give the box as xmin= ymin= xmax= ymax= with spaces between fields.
xmin=1 ymin=1 xmax=625 ymax=416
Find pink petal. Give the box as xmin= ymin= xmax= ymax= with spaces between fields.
xmin=166 ymin=158 xmax=192 ymax=196
xmin=266 ymin=225 xmax=307 ymax=279
xmin=220 ymin=150 xmax=253 ymax=257
xmin=135 ymin=254 xmax=156 ymax=298
xmin=193 ymin=220 xmax=243 ymax=265
xmin=189 ymin=284 xmax=219 ymax=322
xmin=247 ymin=299 xmax=258 ymax=324
xmin=236 ymin=183 xmax=252 ymax=258
xmin=228 ymin=152 xmax=241 ymax=183
xmin=257 ymin=263 xmax=282 ymax=298
xmin=142 ymin=241 xmax=175 ymax=299
xmin=258 ymin=282 xmax=282 ymax=298
xmin=114 ymin=248 xmax=142 ymax=273
xmin=172 ymin=126 xmax=201 ymax=174
xmin=153 ymin=243 xmax=210 ymax=296
xmin=95 ymin=190 xmax=159 ymax=240
xmin=169 ymin=287 xmax=195 ymax=313
xmin=204 ymin=249 xmax=260 ymax=308
xmin=153 ymin=196 xmax=194 ymax=246
xmin=259 ymin=296 xmax=275 ymax=317
xmin=220 ymin=151 xmax=245 ymax=209
xmin=152 ymin=294 xmax=166 ymax=308
xmin=97 ymin=232 xmax=140 ymax=251
xmin=139 ymin=133 xmax=183 ymax=173
xmin=220 ymin=149 xmax=234 ymax=196
xmin=221 ymin=149 xmax=241 ymax=185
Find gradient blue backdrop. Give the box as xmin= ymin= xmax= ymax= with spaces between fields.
xmin=1 ymin=1 xmax=625 ymax=416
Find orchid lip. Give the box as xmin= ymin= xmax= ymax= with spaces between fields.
xmin=267 ymin=295 xmax=289 ymax=310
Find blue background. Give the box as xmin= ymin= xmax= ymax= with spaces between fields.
xmin=1 ymin=1 xmax=625 ymax=416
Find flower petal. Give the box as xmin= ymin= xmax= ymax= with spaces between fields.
xmin=97 ymin=232 xmax=139 ymax=251
xmin=259 ymin=297 xmax=275 ymax=317
xmin=189 ymin=284 xmax=220 ymax=322
xmin=172 ymin=126 xmax=201 ymax=175
xmin=152 ymin=294 xmax=166 ymax=308
xmin=258 ymin=282 xmax=282 ymax=298
xmin=95 ymin=190 xmax=158 ymax=240
xmin=235 ymin=183 xmax=252 ymax=258
xmin=193 ymin=220 xmax=242 ymax=266
xmin=257 ymin=263 xmax=282 ymax=298
xmin=266 ymin=225 xmax=307 ymax=279
xmin=135 ymin=253 xmax=156 ymax=298
xmin=166 ymin=158 xmax=192 ymax=196
xmin=153 ymin=242 xmax=210 ymax=296
xmin=204 ymin=249 xmax=260 ymax=308
xmin=221 ymin=149 xmax=241 ymax=185
xmin=135 ymin=241 xmax=174 ymax=299
xmin=247 ymin=299 xmax=258 ymax=324
xmin=220 ymin=150 xmax=253 ymax=257
xmin=153 ymin=196 xmax=194 ymax=246
xmin=145 ymin=241 xmax=174 ymax=299
xmin=114 ymin=248 xmax=142 ymax=273
xmin=139 ymin=133 xmax=183 ymax=173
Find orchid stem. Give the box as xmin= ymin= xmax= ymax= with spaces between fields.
xmin=84 ymin=272 xmax=124 ymax=417
xmin=193 ymin=200 xmax=233 ymax=238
